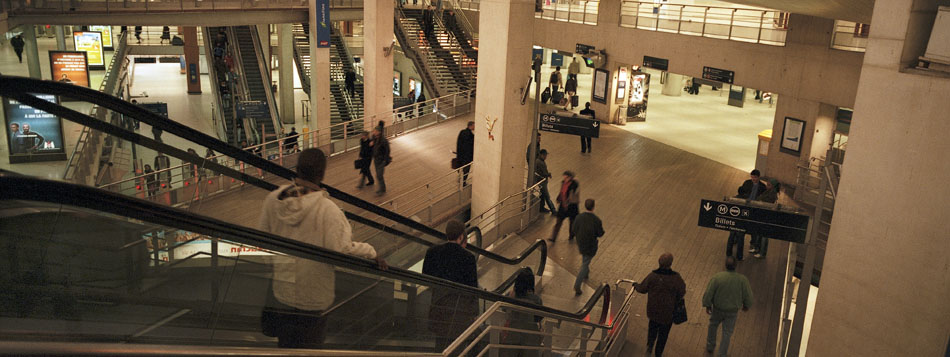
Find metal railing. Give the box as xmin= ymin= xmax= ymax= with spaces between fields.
xmin=63 ymin=30 xmax=130 ymax=185
xmin=377 ymin=162 xmax=472 ymax=223
xmin=466 ymin=179 xmax=546 ymax=249
xmin=98 ymin=89 xmax=475 ymax=202
xmin=831 ymin=20 xmax=869 ymax=52
xmin=535 ymin=0 xmax=600 ymax=25
xmin=395 ymin=4 xmax=474 ymax=97
xmin=619 ymin=1 xmax=788 ymax=46
xmin=123 ymin=26 xmax=202 ymax=46
xmin=1 ymin=0 xmax=309 ymax=14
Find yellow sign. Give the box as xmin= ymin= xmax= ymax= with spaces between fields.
xmin=89 ymin=26 xmax=113 ymax=49
xmin=73 ymin=31 xmax=104 ymax=67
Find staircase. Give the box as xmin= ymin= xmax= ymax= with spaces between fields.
xmin=395 ymin=7 xmax=477 ymax=97
xmin=292 ymin=24 xmax=364 ymax=136
xmin=232 ymin=25 xmax=280 ymax=140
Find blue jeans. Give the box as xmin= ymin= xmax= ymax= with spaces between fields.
xmin=574 ymin=254 xmax=593 ymax=291
xmin=706 ymin=309 xmax=738 ymax=357
xmin=539 ymin=183 xmax=556 ymax=212
xmin=726 ymin=231 xmax=745 ymax=260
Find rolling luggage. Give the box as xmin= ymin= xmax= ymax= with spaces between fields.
xmin=541 ymin=87 xmax=551 ymax=104
xmin=551 ymin=90 xmax=564 ymax=104
xmin=571 ymin=95 xmax=579 ymax=107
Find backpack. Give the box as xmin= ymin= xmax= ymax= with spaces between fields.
xmin=171 ymin=36 xmax=185 ymax=46
xmin=549 ymin=71 xmax=558 ymax=84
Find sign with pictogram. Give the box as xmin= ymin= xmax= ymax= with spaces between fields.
xmin=698 ymin=199 xmax=810 ymax=243
xmin=539 ymin=113 xmax=600 ymax=138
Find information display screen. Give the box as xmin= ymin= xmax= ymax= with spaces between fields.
xmin=4 ymin=94 xmax=68 ymax=163
xmin=89 ymin=26 xmax=113 ymax=50
xmin=49 ymin=51 xmax=90 ymax=87
xmin=73 ymin=31 xmax=105 ymax=69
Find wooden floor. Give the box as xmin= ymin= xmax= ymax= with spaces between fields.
xmin=514 ymin=124 xmax=789 ymax=356
xmin=185 ymin=115 xmax=474 ymax=228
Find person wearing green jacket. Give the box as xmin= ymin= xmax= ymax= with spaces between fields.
xmin=703 ymin=257 xmax=753 ymax=356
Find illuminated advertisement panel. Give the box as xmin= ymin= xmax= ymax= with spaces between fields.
xmin=73 ymin=31 xmax=105 ymax=69
xmin=4 ymin=94 xmax=68 ymax=163
xmin=89 ymin=25 xmax=114 ymax=50
xmin=49 ymin=51 xmax=90 ymax=88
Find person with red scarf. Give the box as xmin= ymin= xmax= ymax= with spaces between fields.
xmin=549 ymin=171 xmax=579 ymax=242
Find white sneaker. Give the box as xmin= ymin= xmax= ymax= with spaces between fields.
xmin=754 ymin=253 xmax=764 ymax=259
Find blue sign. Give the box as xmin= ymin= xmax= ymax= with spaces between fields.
xmin=698 ymin=199 xmax=810 ymax=244
xmin=4 ymin=94 xmax=68 ymax=163
xmin=532 ymin=48 xmax=543 ymax=62
xmin=237 ymin=101 xmax=270 ymax=121
xmin=316 ymin=0 xmax=330 ymax=48
xmin=551 ymin=52 xmax=563 ymax=67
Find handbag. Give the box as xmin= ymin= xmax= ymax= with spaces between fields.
xmin=672 ymin=298 xmax=688 ymax=325
xmin=451 ymin=157 xmax=460 ymax=169
xmin=353 ymin=158 xmax=362 ymax=169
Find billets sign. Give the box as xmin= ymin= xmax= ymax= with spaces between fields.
xmin=576 ymin=43 xmax=595 ymax=55
xmin=539 ymin=113 xmax=600 ymax=138
xmin=642 ymin=56 xmax=669 ymax=71
xmin=697 ymin=199 xmax=809 ymax=243
xmin=702 ymin=66 xmax=735 ymax=84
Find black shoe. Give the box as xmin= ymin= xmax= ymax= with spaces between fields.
xmin=574 ymin=288 xmax=582 ymax=296
xmin=367 ymin=181 xmax=375 ymax=186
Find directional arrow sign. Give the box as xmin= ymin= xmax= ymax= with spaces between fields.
xmin=697 ymin=199 xmax=810 ymax=244
xmin=539 ymin=113 xmax=600 ymax=138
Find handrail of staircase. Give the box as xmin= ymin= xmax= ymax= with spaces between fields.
xmin=429 ymin=8 xmax=478 ymax=86
xmin=394 ymin=2 xmax=446 ymax=97
xmin=449 ymin=0 xmax=478 ymax=41
xmin=63 ymin=30 xmax=130 ymax=183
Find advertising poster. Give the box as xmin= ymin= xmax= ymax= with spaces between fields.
xmin=89 ymin=25 xmax=114 ymax=50
xmin=592 ymin=68 xmax=609 ymax=104
xmin=393 ymin=71 xmax=402 ymax=96
xmin=73 ymin=31 xmax=105 ymax=69
xmin=48 ymin=51 xmax=90 ymax=88
xmin=4 ymin=94 xmax=68 ymax=163
xmin=626 ymin=72 xmax=650 ymax=122
xmin=315 ymin=0 xmax=330 ymax=48
xmin=616 ymin=66 xmax=628 ymax=101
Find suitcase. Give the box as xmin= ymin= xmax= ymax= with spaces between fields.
xmin=541 ymin=87 xmax=551 ymax=104
xmin=551 ymin=90 xmax=564 ymax=104
xmin=571 ymin=95 xmax=579 ymax=107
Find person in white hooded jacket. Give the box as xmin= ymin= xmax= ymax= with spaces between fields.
xmin=259 ymin=148 xmax=387 ymax=348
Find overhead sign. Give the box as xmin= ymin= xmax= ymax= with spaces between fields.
xmin=697 ymin=199 xmax=810 ymax=243
xmin=89 ymin=25 xmax=113 ymax=50
xmin=49 ymin=51 xmax=90 ymax=88
xmin=702 ymin=66 xmax=734 ymax=84
xmin=576 ymin=43 xmax=595 ymax=55
xmin=539 ymin=113 xmax=600 ymax=138
xmin=73 ymin=31 xmax=105 ymax=70
xmin=642 ymin=56 xmax=669 ymax=71
xmin=138 ymin=102 xmax=170 ymax=119
xmin=237 ymin=101 xmax=270 ymax=121
xmin=4 ymin=94 xmax=68 ymax=163
xmin=316 ymin=0 xmax=330 ymax=48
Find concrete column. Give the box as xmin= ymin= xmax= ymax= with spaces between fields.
xmin=55 ymin=26 xmax=66 ymax=51
xmin=661 ymin=72 xmax=683 ymax=96
xmin=363 ymin=0 xmax=394 ymax=128
xmin=277 ymin=24 xmax=296 ymax=125
xmin=805 ymin=1 xmax=950 ymax=355
xmin=182 ymin=27 xmax=201 ymax=94
xmin=23 ymin=25 xmax=42 ymax=79
xmin=470 ymin=0 xmax=535 ymax=214
xmin=309 ymin=1 xmax=332 ymax=129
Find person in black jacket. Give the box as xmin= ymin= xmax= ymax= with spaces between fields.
xmin=579 ymin=102 xmax=595 ymax=153
xmin=10 ymin=35 xmax=25 ymax=63
xmin=455 ymin=121 xmax=475 ymax=184
xmin=356 ymin=131 xmax=375 ymax=188
xmin=344 ymin=69 xmax=357 ymax=96
xmin=422 ymin=219 xmax=478 ymax=350
xmin=726 ymin=169 xmax=767 ymax=261
xmin=371 ymin=127 xmax=391 ymax=196
xmin=572 ymin=199 xmax=604 ymax=295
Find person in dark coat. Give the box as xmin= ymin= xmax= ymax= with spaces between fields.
xmin=11 ymin=35 xmax=25 ymax=63
xmin=579 ymin=102 xmax=595 ymax=153
xmin=284 ymin=127 xmax=299 ymax=153
xmin=455 ymin=121 xmax=475 ymax=183
xmin=549 ymin=171 xmax=579 ymax=242
xmin=143 ymin=164 xmax=158 ymax=197
xmin=572 ymin=199 xmax=604 ymax=295
xmin=423 ymin=5 xmax=435 ymax=36
xmin=344 ymin=69 xmax=357 ymax=96
xmin=635 ymin=253 xmax=687 ymax=356
xmin=371 ymin=126 xmax=391 ymax=195
xmin=134 ymin=26 xmax=143 ymax=43
xmin=726 ymin=169 xmax=767 ymax=261
xmin=500 ymin=268 xmax=543 ymax=357
xmin=160 ymin=26 xmax=171 ymax=44
xmin=422 ymin=219 xmax=478 ymax=351
xmin=750 ymin=179 xmax=781 ymax=258
xmin=356 ymin=131 xmax=375 ymax=188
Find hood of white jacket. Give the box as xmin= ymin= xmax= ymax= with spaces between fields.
xmin=272 ymin=185 xmax=325 ymax=227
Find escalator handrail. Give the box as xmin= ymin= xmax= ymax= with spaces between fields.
xmin=467 ymin=226 xmax=547 ymax=276
xmin=0 ymin=173 xmax=611 ymax=325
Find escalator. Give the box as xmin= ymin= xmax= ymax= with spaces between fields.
xmin=231 ymin=25 xmax=282 ymax=142
xmin=0 ymin=76 xmax=632 ymax=355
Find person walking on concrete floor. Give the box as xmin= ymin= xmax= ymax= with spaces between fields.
xmin=356 ymin=131 xmax=374 ymax=188
xmin=572 ymin=199 xmax=604 ymax=295
xmin=548 ymin=66 xmax=563 ymax=92
xmin=549 ymin=171 xmax=579 ymax=242
xmin=134 ymin=26 xmax=143 ymax=43
xmin=423 ymin=219 xmax=478 ymax=350
xmin=703 ymin=257 xmax=753 ymax=357
xmin=455 ymin=120 xmax=475 ymax=184
xmin=258 ymin=148 xmax=387 ymax=349
xmin=634 ymin=253 xmax=687 ymax=356
xmin=750 ymin=178 xmax=781 ymax=258
xmin=579 ymin=102 xmax=595 ymax=153
xmin=726 ymin=169 xmax=767 ymax=261
xmin=371 ymin=126 xmax=391 ymax=196
xmin=535 ymin=149 xmax=556 ymax=214
xmin=160 ymin=26 xmax=171 ymax=44
xmin=11 ymin=34 xmax=25 ymax=63
xmin=568 ymin=57 xmax=580 ymax=79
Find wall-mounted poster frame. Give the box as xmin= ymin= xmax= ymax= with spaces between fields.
xmin=88 ymin=25 xmax=113 ymax=50
xmin=48 ymin=51 xmax=90 ymax=88
xmin=592 ymin=68 xmax=609 ymax=104
xmin=73 ymin=31 xmax=105 ymax=70
xmin=780 ymin=117 xmax=806 ymax=155
xmin=4 ymin=94 xmax=68 ymax=163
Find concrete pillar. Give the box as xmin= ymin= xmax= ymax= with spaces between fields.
xmin=363 ymin=0 xmax=394 ymax=128
xmin=182 ymin=27 xmax=201 ymax=94
xmin=662 ymin=72 xmax=683 ymax=97
xmin=277 ymin=24 xmax=296 ymax=125
xmin=23 ymin=25 xmax=42 ymax=79
xmin=805 ymin=0 xmax=950 ymax=355
xmin=55 ymin=26 xmax=66 ymax=51
xmin=309 ymin=2 xmax=332 ymax=130
xmin=470 ymin=0 xmax=535 ymax=214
